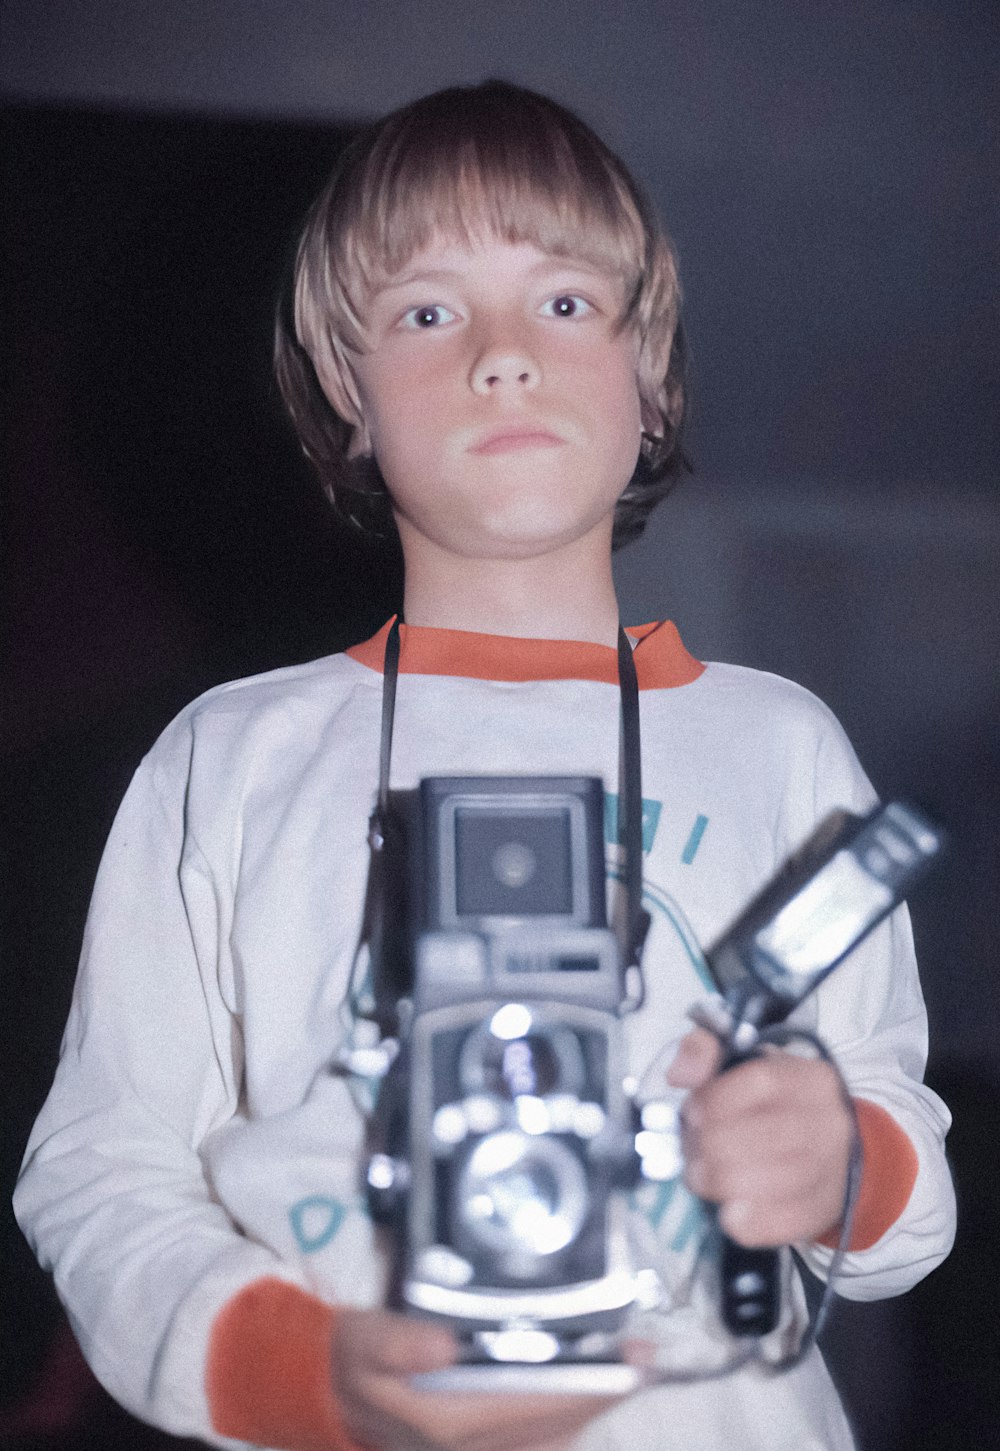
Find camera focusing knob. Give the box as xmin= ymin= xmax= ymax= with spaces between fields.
xmin=337 ymin=1039 xmax=399 ymax=1079
xmin=366 ymin=1153 xmax=411 ymax=1223
xmin=634 ymin=1098 xmax=683 ymax=1183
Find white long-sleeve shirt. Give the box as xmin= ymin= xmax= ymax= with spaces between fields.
xmin=14 ymin=619 xmax=955 ymax=1450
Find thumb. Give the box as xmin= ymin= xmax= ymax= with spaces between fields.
xmin=665 ymin=1027 xmax=723 ymax=1089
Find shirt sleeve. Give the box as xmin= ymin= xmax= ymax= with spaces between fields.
xmin=207 ymin=1280 xmax=365 ymax=1451
xmin=11 ymin=721 xmax=342 ymax=1447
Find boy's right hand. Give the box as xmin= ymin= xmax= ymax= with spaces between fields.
xmin=332 ymin=1308 xmax=629 ymax=1451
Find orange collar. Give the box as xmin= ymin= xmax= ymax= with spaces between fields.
xmin=346 ymin=618 xmax=703 ymax=690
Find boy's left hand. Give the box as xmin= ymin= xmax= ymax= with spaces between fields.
xmin=667 ymin=1027 xmax=853 ymax=1247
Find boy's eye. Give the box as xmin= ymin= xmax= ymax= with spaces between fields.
xmin=541 ymin=294 xmax=592 ymax=319
xmin=401 ymin=304 xmax=456 ymax=329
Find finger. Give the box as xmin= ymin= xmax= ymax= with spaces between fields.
xmin=719 ymin=1189 xmax=843 ymax=1247
xmin=403 ymin=1388 xmax=624 ymax=1451
xmin=684 ymin=1115 xmax=838 ymax=1199
xmin=683 ymin=1056 xmax=790 ymax=1130
xmin=665 ymin=1027 xmax=723 ymax=1088
xmin=685 ymin=1091 xmax=852 ymax=1197
xmin=700 ymin=1135 xmax=849 ymax=1243
xmin=619 ymin=1336 xmax=658 ymax=1370
xmin=340 ymin=1308 xmax=458 ymax=1376
xmin=682 ymin=1050 xmax=840 ymax=1138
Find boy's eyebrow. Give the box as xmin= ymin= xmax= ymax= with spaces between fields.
xmin=374 ymin=255 xmax=620 ymax=296
xmin=374 ymin=267 xmax=466 ymax=294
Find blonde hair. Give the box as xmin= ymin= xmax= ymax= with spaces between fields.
xmin=275 ymin=81 xmax=689 ymax=547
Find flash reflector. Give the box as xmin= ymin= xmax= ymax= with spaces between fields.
xmin=756 ymin=849 xmax=893 ymax=976
xmin=707 ymin=801 xmax=944 ymax=1029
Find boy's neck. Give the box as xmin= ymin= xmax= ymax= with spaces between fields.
xmin=398 ymin=523 xmax=622 ymax=648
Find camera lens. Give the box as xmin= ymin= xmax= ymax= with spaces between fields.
xmin=491 ymin=840 xmax=537 ymax=889
xmin=458 ymin=1016 xmax=585 ymax=1099
xmin=453 ymin=1130 xmax=588 ymax=1259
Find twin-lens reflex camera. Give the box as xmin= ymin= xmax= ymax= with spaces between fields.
xmin=355 ymin=773 xmax=942 ymax=1381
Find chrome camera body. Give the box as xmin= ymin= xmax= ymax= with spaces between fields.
xmin=364 ymin=777 xmax=667 ymax=1364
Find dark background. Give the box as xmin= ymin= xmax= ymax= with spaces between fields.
xmin=2 ymin=3 xmax=998 ymax=1447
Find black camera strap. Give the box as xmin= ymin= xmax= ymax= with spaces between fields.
xmin=617 ymin=624 xmax=651 ymax=983
xmin=371 ymin=612 xmax=401 ymax=851
xmin=368 ymin=616 xmax=649 ymax=998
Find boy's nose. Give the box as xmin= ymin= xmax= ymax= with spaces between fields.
xmin=469 ymin=342 xmax=541 ymax=394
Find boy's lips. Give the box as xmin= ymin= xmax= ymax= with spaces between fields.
xmin=468 ymin=425 xmax=566 ymax=456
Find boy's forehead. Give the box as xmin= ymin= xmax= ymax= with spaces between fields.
xmin=363 ymin=230 xmax=630 ymax=302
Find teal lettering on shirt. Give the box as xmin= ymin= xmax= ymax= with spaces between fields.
xmin=632 ymin=1178 xmax=705 ymax=1253
xmin=681 ymin=814 xmax=709 ymax=865
xmin=604 ymin=793 xmax=663 ymax=853
xmin=290 ymin=1195 xmax=346 ymax=1254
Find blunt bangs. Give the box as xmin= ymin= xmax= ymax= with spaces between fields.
xmin=297 ymin=84 xmax=676 ymax=353
xmin=344 ymin=118 xmax=649 ymax=321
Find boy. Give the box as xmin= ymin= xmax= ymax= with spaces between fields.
xmin=15 ymin=82 xmax=954 ymax=1450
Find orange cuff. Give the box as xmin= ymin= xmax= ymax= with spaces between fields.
xmin=206 ymin=1278 xmax=365 ymax=1451
xmin=817 ymin=1098 xmax=919 ymax=1252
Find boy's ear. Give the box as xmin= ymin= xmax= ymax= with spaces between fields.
xmin=637 ymin=325 xmax=683 ymax=439
xmin=640 ymin=396 xmax=662 ymax=437
xmin=315 ymin=347 xmax=372 ymax=456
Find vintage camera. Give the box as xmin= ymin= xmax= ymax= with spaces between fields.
xmin=358 ymin=779 xmax=944 ymax=1376
xmin=363 ymin=777 xmax=668 ymax=1373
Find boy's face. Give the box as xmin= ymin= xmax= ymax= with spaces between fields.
xmin=344 ymin=236 xmax=643 ymax=562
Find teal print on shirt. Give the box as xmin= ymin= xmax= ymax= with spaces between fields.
xmin=681 ymin=814 xmax=709 ymax=865
xmin=290 ymin=1195 xmax=346 ymax=1254
xmin=604 ymin=796 xmax=710 ymax=865
xmin=633 ymin=1177 xmax=706 ymax=1253
xmin=604 ymin=793 xmax=663 ymax=853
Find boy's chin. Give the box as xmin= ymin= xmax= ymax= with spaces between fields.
xmin=395 ymin=491 xmax=618 ymax=565
xmin=463 ymin=497 xmax=618 ymax=558
xmin=457 ymin=517 xmax=612 ymax=562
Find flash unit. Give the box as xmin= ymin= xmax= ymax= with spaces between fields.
xmin=707 ymin=801 xmax=944 ymax=1033
xmin=704 ymin=799 xmax=945 ymax=1337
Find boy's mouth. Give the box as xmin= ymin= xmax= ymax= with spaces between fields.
xmin=468 ymin=426 xmax=566 ymax=457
